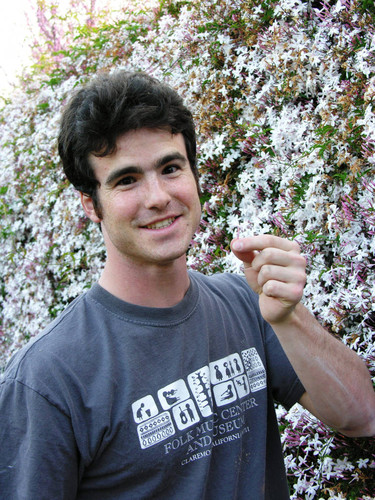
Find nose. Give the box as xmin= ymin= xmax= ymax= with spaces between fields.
xmin=143 ymin=176 xmax=172 ymax=210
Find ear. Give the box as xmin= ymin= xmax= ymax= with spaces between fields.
xmin=80 ymin=192 xmax=102 ymax=223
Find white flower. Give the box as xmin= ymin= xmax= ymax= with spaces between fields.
xmin=357 ymin=458 xmax=369 ymax=469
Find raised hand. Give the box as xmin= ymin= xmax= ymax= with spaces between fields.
xmin=231 ymin=234 xmax=306 ymax=325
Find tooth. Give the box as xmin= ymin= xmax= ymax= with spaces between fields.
xmin=147 ymin=218 xmax=175 ymax=229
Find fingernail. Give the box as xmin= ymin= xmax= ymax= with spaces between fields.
xmin=232 ymin=240 xmax=243 ymax=251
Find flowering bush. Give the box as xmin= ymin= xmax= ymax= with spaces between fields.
xmin=0 ymin=0 xmax=374 ymax=497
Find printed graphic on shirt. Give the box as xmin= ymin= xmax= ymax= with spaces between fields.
xmin=235 ymin=374 xmax=250 ymax=399
xmin=187 ymin=366 xmax=213 ymax=417
xmin=132 ymin=348 xmax=265 ymax=453
xmin=158 ymin=379 xmax=190 ymax=410
xmin=172 ymin=399 xmax=199 ymax=430
xmin=241 ymin=348 xmax=267 ymax=392
xmin=132 ymin=395 xmax=159 ymax=423
xmin=212 ymin=381 xmax=237 ymax=406
xmin=209 ymin=353 xmax=244 ymax=384
xmin=209 ymin=353 xmax=249 ymax=407
xmin=137 ymin=412 xmax=175 ymax=450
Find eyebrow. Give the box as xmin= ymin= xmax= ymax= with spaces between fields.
xmin=104 ymin=152 xmax=188 ymax=187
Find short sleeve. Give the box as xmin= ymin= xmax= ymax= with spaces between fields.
xmin=263 ymin=322 xmax=305 ymax=409
xmin=0 ymin=377 xmax=80 ymax=500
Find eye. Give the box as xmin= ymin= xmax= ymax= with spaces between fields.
xmin=162 ymin=164 xmax=180 ymax=175
xmin=116 ymin=176 xmax=137 ymax=186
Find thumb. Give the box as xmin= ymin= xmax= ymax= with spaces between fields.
xmin=230 ymin=239 xmax=257 ymax=268
xmin=231 ymin=239 xmax=261 ymax=294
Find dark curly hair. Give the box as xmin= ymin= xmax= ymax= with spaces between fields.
xmin=58 ymin=71 xmax=198 ymax=213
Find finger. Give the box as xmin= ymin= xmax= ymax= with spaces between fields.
xmin=231 ymin=234 xmax=300 ymax=255
xmin=241 ymin=265 xmax=262 ymax=295
xmin=260 ymin=279 xmax=305 ymax=304
xmin=256 ymin=264 xmax=306 ymax=289
xmin=231 ymin=236 xmax=301 ymax=269
xmin=251 ymin=248 xmax=306 ymax=273
xmin=230 ymin=240 xmax=257 ymax=265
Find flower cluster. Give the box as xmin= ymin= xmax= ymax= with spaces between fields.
xmin=0 ymin=0 xmax=374 ymax=497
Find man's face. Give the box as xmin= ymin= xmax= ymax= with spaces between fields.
xmin=82 ymin=128 xmax=201 ymax=269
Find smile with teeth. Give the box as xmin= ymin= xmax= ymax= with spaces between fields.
xmin=144 ymin=217 xmax=177 ymax=230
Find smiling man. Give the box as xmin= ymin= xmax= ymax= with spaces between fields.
xmin=0 ymin=71 xmax=374 ymax=500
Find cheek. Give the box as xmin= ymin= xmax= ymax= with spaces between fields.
xmin=187 ymin=188 xmax=202 ymax=224
xmin=180 ymin=186 xmax=199 ymax=208
xmin=102 ymin=196 xmax=138 ymax=223
xmin=183 ymin=178 xmax=201 ymax=204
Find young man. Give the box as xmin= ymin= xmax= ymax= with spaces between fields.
xmin=0 ymin=71 xmax=374 ymax=500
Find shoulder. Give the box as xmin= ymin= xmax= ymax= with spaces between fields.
xmin=190 ymin=270 xmax=247 ymax=288
xmin=2 ymin=286 xmax=99 ymax=384
xmin=190 ymin=270 xmax=259 ymax=304
xmin=188 ymin=271 xmax=265 ymax=324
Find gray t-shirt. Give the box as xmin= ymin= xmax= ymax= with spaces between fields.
xmin=0 ymin=271 xmax=304 ymax=499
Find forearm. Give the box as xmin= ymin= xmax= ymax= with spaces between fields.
xmin=230 ymin=234 xmax=375 ymax=436
xmin=271 ymin=303 xmax=375 ymax=437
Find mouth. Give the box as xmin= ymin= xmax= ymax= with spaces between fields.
xmin=143 ymin=217 xmax=177 ymax=230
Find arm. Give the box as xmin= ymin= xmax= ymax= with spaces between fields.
xmin=231 ymin=234 xmax=375 ymax=437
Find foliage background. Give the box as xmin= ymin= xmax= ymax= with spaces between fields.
xmin=0 ymin=0 xmax=374 ymax=497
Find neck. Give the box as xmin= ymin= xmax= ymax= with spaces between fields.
xmin=98 ymin=255 xmax=190 ymax=308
